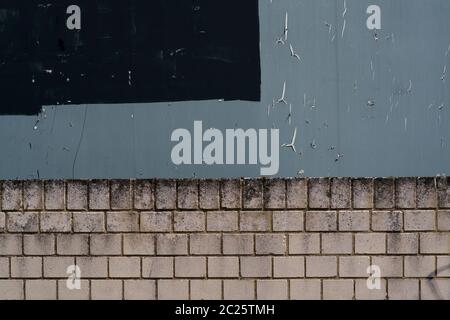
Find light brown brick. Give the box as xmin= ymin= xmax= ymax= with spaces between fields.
xmin=274 ymin=257 xmax=304 ymax=278
xmin=142 ymin=257 xmax=173 ymax=278
xmin=306 ymin=256 xmax=337 ymax=277
xmin=155 ymin=180 xmax=176 ymax=210
xmin=256 ymin=234 xmax=285 ymax=255
xmin=7 ymin=212 xmax=38 ymax=232
xmin=355 ymin=279 xmax=387 ymax=300
xmin=208 ymin=257 xmax=239 ymax=278
xmin=11 ymin=257 xmax=42 ymax=278
xmin=110 ymin=180 xmax=131 ymax=210
xmin=0 ymin=280 xmax=23 ymax=300
xmin=257 ymin=280 xmax=288 ymax=300
xmin=123 ymin=234 xmax=155 ymax=255
xmin=331 ymin=178 xmax=351 ymax=209
xmin=388 ymin=233 xmax=419 ymax=254
xmin=352 ymin=178 xmax=373 ymax=209
xmin=23 ymin=181 xmax=43 ymax=210
xmin=437 ymin=211 xmax=450 ymax=230
xmin=0 ymin=212 xmax=5 ymax=232
xmin=44 ymin=181 xmax=65 ymax=210
xmin=339 ymin=256 xmax=370 ymax=277
xmin=199 ymin=180 xmax=220 ymax=210
xmin=309 ymin=178 xmax=330 ymax=209
xmin=73 ymin=212 xmax=105 ymax=232
xmin=177 ymin=180 xmax=198 ymax=209
xmin=41 ymin=212 xmax=72 ymax=232
xmin=175 ymin=257 xmax=206 ymax=278
xmin=240 ymin=211 xmax=271 ymax=231
xmin=437 ymin=256 xmax=450 ymax=277
xmin=0 ymin=257 xmax=9 ymax=278
xmin=1 ymin=181 xmax=22 ymax=210
xmin=67 ymin=181 xmax=87 ymax=210
xmin=158 ymin=280 xmax=189 ymax=300
xmin=90 ymin=234 xmax=122 ymax=255
xmin=355 ymin=233 xmax=386 ymax=254
xmin=437 ymin=177 xmax=450 ymax=208
xmin=374 ymin=178 xmax=394 ymax=209
xmin=89 ymin=180 xmax=110 ymax=210
xmin=241 ymin=257 xmax=271 ymax=278
xmin=134 ymin=180 xmax=154 ymax=210
xmin=243 ymin=179 xmax=263 ymax=209
xmin=107 ymin=211 xmax=139 ymax=232
xmin=286 ymin=178 xmax=307 ymax=209
xmin=207 ymin=211 xmax=238 ymax=231
xmin=75 ymin=257 xmax=108 ymax=278
xmin=191 ymin=280 xmax=222 ymax=300
xmin=323 ymin=280 xmax=354 ymax=300
xmin=26 ymin=280 xmax=57 ymax=300
xmin=322 ymin=233 xmax=352 ymax=254
xmin=273 ymin=211 xmax=303 ymax=231
xmin=420 ymin=233 xmax=450 ymax=254
xmin=156 ymin=234 xmax=188 ymax=255
xmin=190 ymin=234 xmax=221 ymax=255
xmin=417 ymin=178 xmax=437 ymax=208
xmin=404 ymin=210 xmax=435 ymax=231
xmin=0 ymin=234 xmax=22 ymax=255
xmin=421 ymin=279 xmax=450 ymax=300
xmin=290 ymin=279 xmax=321 ymax=300
xmin=264 ymin=179 xmax=286 ymax=209
xmin=224 ymin=280 xmax=255 ymax=300
xmin=174 ymin=211 xmax=205 ymax=232
xmin=44 ymin=257 xmax=75 ymax=278
xmin=223 ymin=234 xmax=254 ymax=255
xmin=339 ymin=211 xmax=370 ymax=231
xmin=124 ymin=280 xmax=156 ymax=300
xmin=388 ymin=279 xmax=419 ymax=300
xmin=24 ymin=234 xmax=55 ymax=255
xmin=91 ymin=280 xmax=123 ymax=300
xmin=405 ymin=256 xmax=435 ymax=277
xmin=305 ymin=211 xmax=337 ymax=231
xmin=58 ymin=280 xmax=90 ymax=300
xmin=395 ymin=178 xmax=416 ymax=209
xmin=372 ymin=256 xmax=403 ymax=277
xmin=220 ymin=179 xmax=241 ymax=209
xmin=140 ymin=211 xmax=172 ymax=232
xmin=57 ymin=234 xmax=89 ymax=255
xmin=109 ymin=257 xmax=141 ymax=278
xmin=289 ymin=233 xmax=320 ymax=254
xmin=372 ymin=211 xmax=402 ymax=231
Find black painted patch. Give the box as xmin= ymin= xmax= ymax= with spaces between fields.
xmin=0 ymin=0 xmax=260 ymax=115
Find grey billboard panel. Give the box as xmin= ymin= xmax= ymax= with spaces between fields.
xmin=0 ymin=0 xmax=449 ymax=179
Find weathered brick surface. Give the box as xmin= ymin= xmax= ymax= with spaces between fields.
xmin=133 ymin=180 xmax=154 ymax=210
xmin=177 ymin=180 xmax=198 ymax=209
xmin=308 ymin=178 xmax=330 ymax=209
xmin=199 ymin=180 xmax=220 ymax=210
xmin=352 ymin=178 xmax=373 ymax=209
xmin=110 ymin=180 xmax=132 ymax=210
xmin=89 ymin=180 xmax=110 ymax=210
xmin=273 ymin=211 xmax=303 ymax=231
xmin=339 ymin=211 xmax=370 ymax=231
xmin=286 ymin=179 xmax=307 ymax=209
xmin=263 ymin=179 xmax=286 ymax=209
xmin=243 ymin=179 xmax=263 ymax=209
xmin=331 ymin=178 xmax=351 ymax=209
xmin=73 ymin=212 xmax=105 ymax=233
xmin=0 ymin=177 xmax=448 ymax=300
xmin=44 ymin=180 xmax=65 ymax=210
xmin=220 ymin=179 xmax=241 ymax=209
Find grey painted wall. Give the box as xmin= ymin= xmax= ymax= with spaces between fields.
xmin=1 ymin=0 xmax=449 ymax=179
